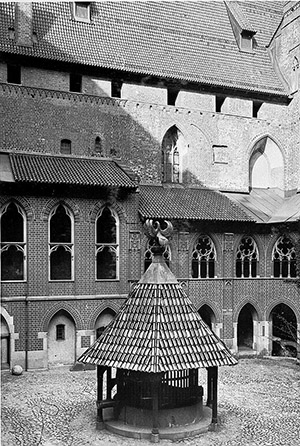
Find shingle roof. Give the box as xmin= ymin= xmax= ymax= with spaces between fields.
xmin=139 ymin=185 xmax=253 ymax=222
xmin=6 ymin=152 xmax=137 ymax=188
xmin=78 ymin=255 xmax=237 ymax=372
xmin=0 ymin=2 xmax=287 ymax=97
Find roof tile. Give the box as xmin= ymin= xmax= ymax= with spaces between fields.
xmin=7 ymin=152 xmax=137 ymax=188
xmin=139 ymin=184 xmax=253 ymax=222
xmin=0 ymin=2 xmax=286 ymax=96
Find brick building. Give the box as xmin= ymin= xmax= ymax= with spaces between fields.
xmin=0 ymin=1 xmax=299 ymax=370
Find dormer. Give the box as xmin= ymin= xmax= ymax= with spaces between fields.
xmin=72 ymin=2 xmax=91 ymax=23
xmin=225 ymin=1 xmax=256 ymax=53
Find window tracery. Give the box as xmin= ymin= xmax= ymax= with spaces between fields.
xmin=49 ymin=204 xmax=74 ymax=281
xmin=1 ymin=202 xmax=26 ymax=281
xmin=191 ymin=235 xmax=216 ymax=278
xmin=236 ymin=236 xmax=258 ymax=278
xmin=272 ymin=236 xmax=297 ymax=278
xmin=96 ymin=207 xmax=119 ymax=280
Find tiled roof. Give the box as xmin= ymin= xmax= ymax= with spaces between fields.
xmin=225 ymin=188 xmax=300 ymax=223
xmin=78 ymin=255 xmax=237 ymax=372
xmin=139 ymin=185 xmax=253 ymax=222
xmin=5 ymin=152 xmax=137 ymax=188
xmin=0 ymin=2 xmax=287 ymax=97
xmin=225 ymin=1 xmax=256 ymax=33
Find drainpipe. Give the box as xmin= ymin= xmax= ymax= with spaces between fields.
xmin=25 ymin=293 xmax=29 ymax=371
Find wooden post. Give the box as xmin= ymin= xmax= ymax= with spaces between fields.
xmin=96 ymin=365 xmax=105 ymax=430
xmin=151 ymin=374 xmax=160 ymax=443
xmin=106 ymin=367 xmax=112 ymax=400
xmin=211 ymin=366 xmax=218 ymax=426
xmin=206 ymin=367 xmax=213 ymax=407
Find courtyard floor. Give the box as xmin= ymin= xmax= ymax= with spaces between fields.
xmin=1 ymin=358 xmax=300 ymax=446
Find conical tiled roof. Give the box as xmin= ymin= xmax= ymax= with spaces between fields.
xmin=78 ymin=255 xmax=237 ymax=373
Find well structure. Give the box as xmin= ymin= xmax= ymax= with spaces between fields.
xmin=78 ymin=220 xmax=237 ymax=442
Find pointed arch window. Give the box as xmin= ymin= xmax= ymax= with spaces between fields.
xmin=236 ymin=237 xmax=258 ymax=278
xmin=1 ymin=202 xmax=26 ymax=281
xmin=272 ymin=236 xmax=297 ymax=278
xmin=144 ymin=239 xmax=171 ymax=272
xmin=235 ymin=237 xmax=258 ymax=277
xmin=49 ymin=204 xmax=74 ymax=281
xmin=162 ymin=126 xmax=185 ymax=183
xmin=191 ymin=235 xmax=216 ymax=278
xmin=96 ymin=207 xmax=119 ymax=280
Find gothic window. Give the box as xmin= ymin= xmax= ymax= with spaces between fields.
xmin=1 ymin=202 xmax=26 ymax=281
xmin=162 ymin=126 xmax=184 ymax=183
xmin=236 ymin=237 xmax=258 ymax=278
xmin=144 ymin=239 xmax=171 ymax=272
xmin=49 ymin=204 xmax=74 ymax=281
xmin=272 ymin=236 xmax=297 ymax=278
xmin=96 ymin=207 xmax=119 ymax=280
xmin=191 ymin=235 xmax=216 ymax=278
xmin=61 ymin=139 xmax=71 ymax=155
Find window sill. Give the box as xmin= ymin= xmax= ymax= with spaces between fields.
xmin=95 ymin=279 xmax=119 ymax=282
xmin=1 ymin=280 xmax=26 ymax=283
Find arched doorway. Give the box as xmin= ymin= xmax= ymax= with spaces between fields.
xmin=1 ymin=315 xmax=10 ymax=369
xmin=270 ymin=304 xmax=297 ymax=357
xmin=48 ymin=310 xmax=76 ymax=366
xmin=237 ymin=304 xmax=258 ymax=352
xmin=95 ymin=308 xmax=116 ymax=339
xmin=198 ymin=305 xmax=216 ymax=331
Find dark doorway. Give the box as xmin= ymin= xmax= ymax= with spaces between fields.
xmin=238 ymin=303 xmax=257 ymax=350
xmin=199 ymin=304 xmax=215 ymax=330
xmin=271 ymin=304 xmax=297 ymax=357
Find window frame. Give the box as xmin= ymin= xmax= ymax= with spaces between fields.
xmin=235 ymin=236 xmax=259 ymax=278
xmin=95 ymin=207 xmax=119 ymax=281
xmin=48 ymin=204 xmax=74 ymax=282
xmin=56 ymin=324 xmax=65 ymax=341
xmin=272 ymin=236 xmax=297 ymax=279
xmin=72 ymin=2 xmax=91 ymax=23
xmin=60 ymin=139 xmax=72 ymax=155
xmin=0 ymin=202 xmax=27 ymax=282
xmin=7 ymin=63 xmax=21 ymax=85
xmin=191 ymin=235 xmax=216 ymax=279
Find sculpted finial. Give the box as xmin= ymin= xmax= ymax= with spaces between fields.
xmin=143 ymin=219 xmax=173 ymax=248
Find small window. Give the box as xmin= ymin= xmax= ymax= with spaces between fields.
xmin=167 ymin=87 xmax=179 ymax=106
xmin=60 ymin=139 xmax=71 ymax=155
xmin=215 ymin=96 xmax=225 ymax=113
xmin=111 ymin=80 xmax=122 ymax=98
xmin=69 ymin=73 xmax=82 ymax=92
xmin=240 ymin=32 xmax=253 ymax=52
xmin=94 ymin=136 xmax=102 ymax=154
xmin=73 ymin=2 xmax=90 ymax=22
xmin=56 ymin=324 xmax=65 ymax=340
xmin=7 ymin=64 xmax=21 ymax=84
xmin=253 ymin=101 xmax=262 ymax=118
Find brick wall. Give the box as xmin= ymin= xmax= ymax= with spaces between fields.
xmin=0 ymin=79 xmax=297 ymax=192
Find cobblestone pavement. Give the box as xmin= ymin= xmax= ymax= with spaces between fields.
xmin=1 ymin=358 xmax=300 ymax=446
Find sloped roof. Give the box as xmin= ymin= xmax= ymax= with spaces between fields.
xmin=0 ymin=2 xmax=287 ymax=97
xmin=139 ymin=185 xmax=253 ymax=222
xmin=225 ymin=189 xmax=300 ymax=223
xmin=1 ymin=152 xmax=137 ymax=188
xmin=78 ymin=255 xmax=237 ymax=372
